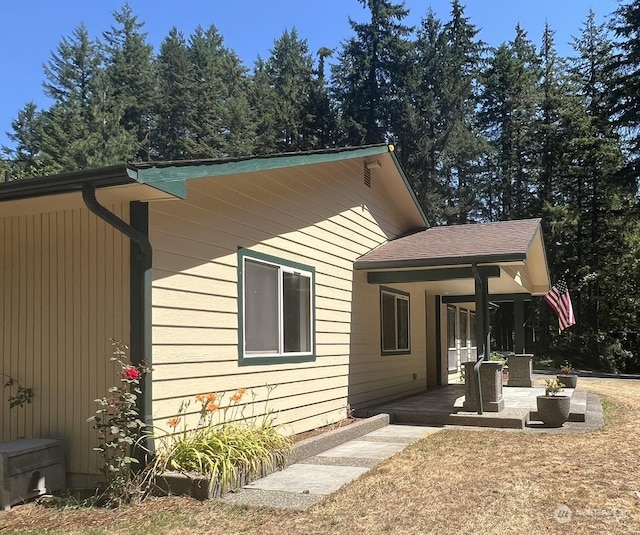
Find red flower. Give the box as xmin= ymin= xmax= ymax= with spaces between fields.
xmin=123 ymin=367 xmax=140 ymax=381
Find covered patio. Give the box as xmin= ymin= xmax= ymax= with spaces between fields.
xmin=353 ymin=380 xmax=593 ymax=430
xmin=355 ymin=219 xmax=550 ymax=388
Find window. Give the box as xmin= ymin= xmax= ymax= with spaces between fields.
xmin=447 ymin=305 xmax=478 ymax=373
xmin=380 ymin=288 xmax=410 ymax=354
xmin=469 ymin=311 xmax=477 ymax=360
xmin=238 ymin=249 xmax=315 ymax=364
xmin=447 ymin=305 xmax=457 ymax=372
xmin=460 ymin=308 xmax=469 ymax=363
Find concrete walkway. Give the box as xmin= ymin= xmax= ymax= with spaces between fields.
xmin=222 ymin=380 xmax=604 ymax=510
xmin=222 ymin=416 xmax=441 ymax=510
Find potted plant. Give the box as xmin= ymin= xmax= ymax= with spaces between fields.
xmin=535 ymin=378 xmax=571 ymax=427
xmin=557 ymin=361 xmax=578 ymax=389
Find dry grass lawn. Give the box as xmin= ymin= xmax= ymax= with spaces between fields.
xmin=2 ymin=378 xmax=640 ymax=534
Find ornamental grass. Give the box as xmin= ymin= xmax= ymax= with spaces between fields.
xmin=151 ymin=385 xmax=292 ymax=493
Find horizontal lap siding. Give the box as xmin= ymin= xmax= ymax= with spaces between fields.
xmin=149 ymin=161 xmax=416 ymax=434
xmin=0 ymin=205 xmax=130 ymax=479
xmin=348 ymin=275 xmax=429 ymax=408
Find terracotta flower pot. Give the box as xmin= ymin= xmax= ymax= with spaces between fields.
xmin=536 ymin=395 xmax=571 ymax=427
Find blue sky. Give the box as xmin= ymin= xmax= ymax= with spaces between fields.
xmin=0 ymin=0 xmax=619 ymax=150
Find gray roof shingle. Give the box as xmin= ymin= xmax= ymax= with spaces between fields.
xmin=356 ymin=218 xmax=542 ymax=269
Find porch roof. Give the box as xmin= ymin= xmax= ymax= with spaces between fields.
xmin=355 ymin=218 xmax=550 ymax=296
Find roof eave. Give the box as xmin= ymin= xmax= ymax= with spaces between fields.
xmin=388 ymin=149 xmax=429 ymax=227
xmin=134 ymin=145 xmax=394 ymax=199
xmin=355 ymin=253 xmax=527 ymax=271
xmin=0 ymin=165 xmax=138 ymax=202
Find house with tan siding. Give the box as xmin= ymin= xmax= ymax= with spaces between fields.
xmin=0 ymin=144 xmax=549 ymax=487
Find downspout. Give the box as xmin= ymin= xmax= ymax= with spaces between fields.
xmin=81 ymin=182 xmax=154 ymax=453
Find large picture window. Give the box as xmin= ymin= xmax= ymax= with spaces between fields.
xmin=380 ymin=288 xmax=410 ymax=355
xmin=239 ymin=249 xmax=315 ymax=364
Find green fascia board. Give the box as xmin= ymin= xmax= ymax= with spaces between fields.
xmin=367 ymin=265 xmax=500 ymax=284
xmin=356 ymin=253 xmax=526 ymax=271
xmin=134 ymin=146 xmax=392 ymax=200
xmin=442 ymin=293 xmax=533 ymax=304
xmin=135 ymin=170 xmax=187 ymax=198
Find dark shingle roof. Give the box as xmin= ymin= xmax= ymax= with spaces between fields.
xmin=356 ymin=218 xmax=542 ymax=269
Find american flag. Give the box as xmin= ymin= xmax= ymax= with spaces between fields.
xmin=544 ymin=278 xmax=576 ymax=332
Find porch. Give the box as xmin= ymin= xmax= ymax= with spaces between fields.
xmin=353 ymin=382 xmax=591 ymax=430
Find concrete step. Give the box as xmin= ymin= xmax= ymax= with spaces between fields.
xmin=354 ymin=406 xmax=529 ymax=429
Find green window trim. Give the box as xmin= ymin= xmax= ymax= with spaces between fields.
xmin=380 ymin=286 xmax=411 ymax=356
xmin=237 ymin=248 xmax=316 ymax=366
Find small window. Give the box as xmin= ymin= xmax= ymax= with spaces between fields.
xmin=238 ymin=249 xmax=315 ymax=365
xmin=380 ymin=288 xmax=410 ymax=355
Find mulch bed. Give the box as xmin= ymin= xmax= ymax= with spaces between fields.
xmin=292 ymin=417 xmax=360 ymax=443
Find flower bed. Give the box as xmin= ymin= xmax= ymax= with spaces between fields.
xmin=149 ymin=386 xmax=292 ymax=499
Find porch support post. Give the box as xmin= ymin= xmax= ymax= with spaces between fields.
xmin=435 ymin=295 xmax=442 ymax=386
xmin=513 ymin=295 xmax=526 ymax=354
xmin=473 ymin=264 xmax=490 ymax=361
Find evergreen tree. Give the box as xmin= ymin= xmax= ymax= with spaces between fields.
xmin=331 ymin=0 xmax=413 ymax=145
xmin=400 ymin=1 xmax=485 ymax=224
xmin=264 ymin=28 xmax=316 ymax=151
xmin=247 ymin=57 xmax=280 ymax=154
xmin=2 ymin=102 xmax=47 ymax=178
xmin=398 ymin=9 xmax=444 ymax=224
xmin=39 ymin=23 xmax=113 ymax=171
xmin=307 ymin=47 xmax=339 ymax=149
xmin=222 ymin=53 xmax=259 ymax=156
xmin=478 ymin=26 xmax=542 ymax=221
xmin=547 ymin=11 xmax=636 ymax=370
xmin=214 ymin=35 xmax=256 ymax=157
xmin=153 ymin=28 xmax=195 ymax=160
xmin=88 ymin=67 xmax=139 ymax=166
xmin=186 ymin=25 xmax=234 ymax=158
xmin=0 ymin=158 xmax=9 ymax=181
xmin=439 ymin=0 xmax=486 ymax=223
xmin=532 ymin=24 xmax=570 ymax=349
xmin=102 ymin=3 xmax=156 ymax=161
xmin=535 ymin=24 xmax=566 ymax=217
xmin=610 ymin=0 xmax=640 ymax=161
